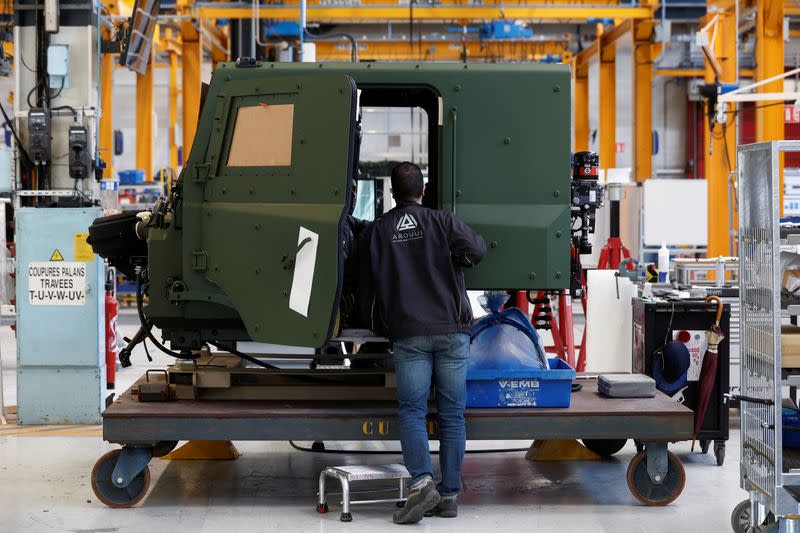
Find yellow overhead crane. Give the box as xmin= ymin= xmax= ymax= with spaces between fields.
xmin=197 ymin=1 xmax=655 ymax=23
xmin=314 ymin=38 xmax=572 ymax=62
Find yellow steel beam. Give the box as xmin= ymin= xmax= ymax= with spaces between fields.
xmin=99 ymin=1 xmax=119 ymax=179
xmin=573 ymin=19 xmax=631 ymax=76
xmin=573 ymin=67 xmax=589 ymax=152
xmin=599 ymin=37 xmax=616 ymax=171
xmin=601 ymin=19 xmax=633 ymax=47
xmin=633 ymin=19 xmax=655 ymax=183
xmin=99 ymin=52 xmax=114 ymax=179
xmin=756 ymin=0 xmax=784 ymax=142
xmin=168 ymin=29 xmax=180 ymax=171
xmin=182 ymin=38 xmax=202 ymax=158
xmin=756 ymin=0 xmax=785 ymax=214
xmin=656 ymin=69 xmax=705 ymax=77
xmin=197 ymin=5 xmax=655 ymax=23
xmin=654 ymin=68 xmax=753 ymax=77
xmin=703 ymin=8 xmax=736 ymax=257
xmin=135 ymin=46 xmax=154 ymax=181
xmin=314 ymin=39 xmax=571 ymax=62
xmin=179 ymin=0 xmax=202 ymax=160
xmin=573 ymin=40 xmax=598 ymax=77
xmin=157 ymin=37 xmax=183 ymax=56
xmin=201 ymin=19 xmax=229 ymax=64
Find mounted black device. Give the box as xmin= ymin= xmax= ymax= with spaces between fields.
xmin=28 ymin=108 xmax=51 ymax=164
xmin=68 ymin=125 xmax=90 ymax=181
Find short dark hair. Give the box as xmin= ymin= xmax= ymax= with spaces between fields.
xmin=391 ymin=162 xmax=424 ymax=201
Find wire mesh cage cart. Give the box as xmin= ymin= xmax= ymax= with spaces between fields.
xmin=734 ymin=141 xmax=800 ymax=533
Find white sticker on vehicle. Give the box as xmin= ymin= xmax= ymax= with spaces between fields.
xmin=289 ymin=226 xmax=319 ymax=317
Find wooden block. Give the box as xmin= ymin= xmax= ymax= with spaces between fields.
xmin=782 ymin=325 xmax=800 ymax=368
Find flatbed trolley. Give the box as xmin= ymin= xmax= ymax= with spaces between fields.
xmin=91 ymin=373 xmax=692 ymax=508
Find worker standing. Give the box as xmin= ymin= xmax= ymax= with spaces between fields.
xmin=364 ymin=162 xmax=486 ymax=524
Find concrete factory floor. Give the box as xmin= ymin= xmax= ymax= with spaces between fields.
xmin=0 ymin=309 xmax=746 ymax=532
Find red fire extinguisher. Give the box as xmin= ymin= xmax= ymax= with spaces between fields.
xmin=105 ymin=272 xmax=118 ymax=390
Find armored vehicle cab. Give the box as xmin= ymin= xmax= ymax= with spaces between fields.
xmin=91 ymin=62 xmax=572 ymax=352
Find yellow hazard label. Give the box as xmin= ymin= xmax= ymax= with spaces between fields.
xmin=73 ymin=233 xmax=95 ymax=262
xmin=50 ymin=249 xmax=64 ymax=261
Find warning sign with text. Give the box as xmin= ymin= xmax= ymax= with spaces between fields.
xmin=28 ymin=262 xmax=88 ymax=306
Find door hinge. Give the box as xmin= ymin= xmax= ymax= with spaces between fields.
xmin=192 ymin=250 xmax=208 ymax=271
xmin=193 ymin=164 xmax=210 ymax=183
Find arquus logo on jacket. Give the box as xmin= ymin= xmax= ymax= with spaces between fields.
xmin=393 ymin=213 xmax=424 ymax=243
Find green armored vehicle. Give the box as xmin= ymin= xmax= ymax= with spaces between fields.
xmin=90 ymin=61 xmax=578 ymax=355
xmin=87 ymin=64 xmax=695 ymax=513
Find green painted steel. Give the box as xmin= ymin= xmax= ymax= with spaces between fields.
xmin=147 ymin=62 xmax=572 ymax=349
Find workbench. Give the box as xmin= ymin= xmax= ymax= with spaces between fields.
xmin=91 ymin=374 xmax=693 ymax=508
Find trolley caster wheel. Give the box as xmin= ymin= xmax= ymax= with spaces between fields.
xmin=311 ymin=441 xmax=326 ymax=452
xmin=714 ymin=441 xmax=726 ymax=467
xmin=90 ymin=449 xmax=151 ymax=508
xmin=626 ymin=450 xmax=685 ymax=506
xmin=316 ymin=503 xmax=329 ymax=514
xmin=731 ymin=499 xmax=775 ymax=533
xmin=581 ymin=439 xmax=627 ymax=457
xmin=152 ymin=441 xmax=179 ymax=458
xmin=700 ymin=439 xmax=711 ymax=454
xmin=340 ymin=512 xmax=352 ymax=522
xmin=634 ymin=440 xmax=645 ymax=453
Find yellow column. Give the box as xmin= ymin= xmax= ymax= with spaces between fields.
xmin=599 ymin=38 xmax=616 ymax=172
xmin=178 ymin=0 xmax=203 ymax=161
xmin=755 ymin=0 xmax=784 ymax=143
xmin=135 ymin=47 xmax=154 ymax=181
xmin=99 ymin=50 xmax=114 ymax=179
xmin=573 ymin=65 xmax=589 ymax=152
xmin=702 ymin=9 xmax=736 ymax=257
xmin=99 ymin=1 xmax=118 ymax=179
xmin=755 ymin=0 xmax=784 ymax=212
xmin=181 ymin=32 xmax=202 ymax=160
xmin=168 ymin=38 xmax=179 ymax=170
xmin=633 ymin=20 xmax=654 ymax=183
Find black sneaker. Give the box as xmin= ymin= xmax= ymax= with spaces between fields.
xmin=393 ymin=479 xmax=440 ymax=524
xmin=423 ymin=498 xmax=458 ymax=518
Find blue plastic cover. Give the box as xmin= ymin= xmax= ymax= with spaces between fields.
xmin=468 ymin=307 xmax=548 ymax=371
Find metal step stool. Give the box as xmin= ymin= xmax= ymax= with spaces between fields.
xmin=316 ymin=464 xmax=410 ymax=522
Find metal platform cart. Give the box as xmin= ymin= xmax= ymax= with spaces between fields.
xmin=733 ymin=140 xmax=800 ymax=533
xmin=94 ymin=372 xmax=693 ymax=508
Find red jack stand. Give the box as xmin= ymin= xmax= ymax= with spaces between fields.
xmin=597 ymin=184 xmax=631 ymax=270
xmin=530 ymin=290 xmax=584 ymax=370
xmin=598 ymin=237 xmax=631 ymax=270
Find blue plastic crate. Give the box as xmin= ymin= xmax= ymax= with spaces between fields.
xmin=466 ymin=358 xmax=576 ymax=408
xmin=784 ymin=407 xmax=800 ymax=448
xmin=118 ymin=169 xmax=144 ymax=185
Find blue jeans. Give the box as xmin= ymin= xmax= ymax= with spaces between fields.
xmin=393 ymin=333 xmax=469 ymax=498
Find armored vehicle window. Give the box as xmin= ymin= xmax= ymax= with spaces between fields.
xmin=227 ymin=103 xmax=294 ymax=167
xmin=356 ymin=106 xmax=428 ymax=220
xmin=356 ymin=86 xmax=440 ymax=214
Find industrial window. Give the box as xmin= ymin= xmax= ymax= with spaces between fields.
xmin=357 ymin=85 xmax=439 ymax=212
xmin=227 ymin=104 xmax=294 ymax=167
